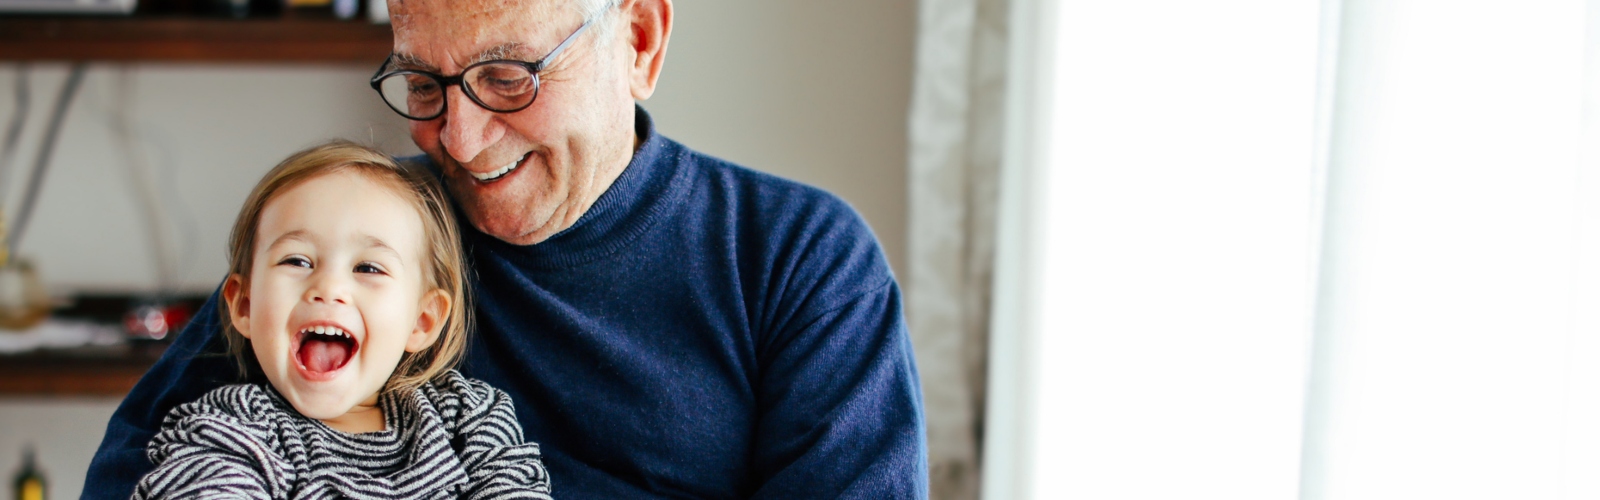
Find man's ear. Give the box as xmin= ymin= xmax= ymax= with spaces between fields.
xmin=623 ymin=0 xmax=672 ymax=100
xmin=407 ymin=289 xmax=451 ymax=353
xmin=223 ymin=274 xmax=252 ymax=339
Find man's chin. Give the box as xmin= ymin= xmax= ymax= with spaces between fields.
xmin=468 ymin=209 xmax=556 ymax=246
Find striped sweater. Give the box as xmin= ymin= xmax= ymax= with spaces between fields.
xmin=132 ymin=370 xmax=552 ymax=500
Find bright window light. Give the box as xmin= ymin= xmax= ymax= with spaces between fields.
xmin=1300 ymin=1 xmax=1587 ymax=499
xmin=1031 ymin=1 xmax=1322 ymax=499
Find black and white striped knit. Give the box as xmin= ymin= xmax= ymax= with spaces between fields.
xmin=132 ymin=370 xmax=552 ymax=500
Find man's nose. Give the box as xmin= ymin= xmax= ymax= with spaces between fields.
xmin=305 ymin=269 xmax=352 ymax=305
xmin=438 ymin=85 xmax=506 ymax=165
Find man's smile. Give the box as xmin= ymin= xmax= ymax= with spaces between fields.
xmin=471 ymin=152 xmax=532 ymax=183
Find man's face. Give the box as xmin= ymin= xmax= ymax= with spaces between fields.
xmin=389 ymin=0 xmax=638 ymax=245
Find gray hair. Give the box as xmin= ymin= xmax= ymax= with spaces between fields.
xmin=580 ymin=0 xmax=623 ymax=48
xmin=580 ymin=0 xmax=620 ymax=19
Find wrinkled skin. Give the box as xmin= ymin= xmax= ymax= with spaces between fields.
xmin=387 ymin=0 xmax=672 ymax=245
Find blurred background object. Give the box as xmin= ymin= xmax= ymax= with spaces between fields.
xmin=12 ymin=445 xmax=46 ymax=500
xmin=0 ymin=0 xmax=134 ymax=15
xmin=0 ymin=62 xmax=83 ymax=335
xmin=0 ymin=257 xmax=49 ymax=331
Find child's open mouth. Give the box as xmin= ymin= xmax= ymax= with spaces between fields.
xmin=295 ymin=325 xmax=358 ymax=376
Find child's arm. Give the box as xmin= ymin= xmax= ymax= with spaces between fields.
xmin=132 ymin=387 xmax=287 ymax=500
xmin=435 ymin=373 xmax=554 ymax=500
xmin=460 ymin=440 xmax=552 ymax=500
xmin=133 ymin=451 xmax=274 ymax=500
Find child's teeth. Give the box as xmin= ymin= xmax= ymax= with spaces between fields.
xmin=300 ymin=326 xmax=352 ymax=338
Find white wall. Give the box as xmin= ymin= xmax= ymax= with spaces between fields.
xmin=0 ymin=0 xmax=914 ymax=493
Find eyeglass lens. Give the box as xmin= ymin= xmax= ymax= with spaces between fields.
xmin=376 ymin=63 xmax=541 ymax=120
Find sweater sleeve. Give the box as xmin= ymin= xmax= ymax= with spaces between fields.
xmin=746 ymin=192 xmax=929 ymax=499
xmin=433 ymin=373 xmax=554 ymax=500
xmin=131 ymin=387 xmax=286 ymax=500
xmin=85 ymin=290 xmax=241 ymax=500
xmin=132 ymin=451 xmax=272 ymax=500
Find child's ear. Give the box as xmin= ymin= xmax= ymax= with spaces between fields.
xmin=407 ymin=289 xmax=451 ymax=353
xmin=222 ymin=274 xmax=252 ymax=339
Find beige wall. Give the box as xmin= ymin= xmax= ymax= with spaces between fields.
xmin=0 ymin=0 xmax=914 ymax=493
xmin=650 ymin=1 xmax=913 ymax=274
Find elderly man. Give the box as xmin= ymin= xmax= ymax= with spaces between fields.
xmin=84 ymin=0 xmax=927 ymax=498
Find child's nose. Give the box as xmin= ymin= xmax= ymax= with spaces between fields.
xmin=305 ymin=271 xmax=352 ymax=305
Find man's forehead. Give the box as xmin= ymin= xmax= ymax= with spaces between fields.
xmin=388 ymin=0 xmax=575 ymax=71
xmin=389 ymin=0 xmax=562 ymax=18
xmin=390 ymin=44 xmax=533 ymax=72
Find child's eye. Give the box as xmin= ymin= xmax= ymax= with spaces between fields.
xmin=278 ymin=256 xmax=312 ymax=268
xmin=355 ymin=262 xmax=388 ymax=275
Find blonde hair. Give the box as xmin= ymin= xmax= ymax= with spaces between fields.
xmin=221 ymin=140 xmax=469 ymax=396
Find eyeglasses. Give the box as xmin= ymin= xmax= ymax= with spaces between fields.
xmin=369 ymin=17 xmax=592 ymax=121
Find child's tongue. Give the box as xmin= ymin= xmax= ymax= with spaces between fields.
xmin=299 ymin=337 xmax=352 ymax=374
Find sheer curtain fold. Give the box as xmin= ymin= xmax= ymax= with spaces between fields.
xmin=907 ymin=0 xmax=1008 ymax=498
xmin=1301 ymin=1 xmax=1600 ymax=498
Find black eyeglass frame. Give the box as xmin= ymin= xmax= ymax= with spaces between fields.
xmin=369 ymin=17 xmax=593 ymax=121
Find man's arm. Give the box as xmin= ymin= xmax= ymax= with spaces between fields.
xmin=83 ymin=291 xmax=240 ymax=500
xmin=743 ymin=189 xmax=929 ymax=499
xmin=749 ymin=278 xmax=928 ymax=499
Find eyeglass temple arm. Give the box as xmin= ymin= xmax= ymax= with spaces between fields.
xmin=534 ymin=18 xmax=593 ymax=72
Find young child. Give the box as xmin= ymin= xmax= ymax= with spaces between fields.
xmin=132 ymin=141 xmax=552 ymax=499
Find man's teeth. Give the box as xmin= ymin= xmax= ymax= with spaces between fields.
xmin=472 ymin=155 xmax=526 ymax=181
xmin=300 ymin=326 xmax=352 ymax=340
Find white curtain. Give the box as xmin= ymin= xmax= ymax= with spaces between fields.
xmin=974 ymin=0 xmax=1600 ymax=499
xmin=906 ymin=0 xmax=1008 ymax=498
xmin=1301 ymin=1 xmax=1600 ymax=498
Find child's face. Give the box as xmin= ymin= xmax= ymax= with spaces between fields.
xmin=224 ymin=169 xmax=449 ymax=428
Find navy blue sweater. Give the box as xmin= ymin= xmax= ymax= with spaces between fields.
xmin=85 ymin=108 xmax=928 ymax=499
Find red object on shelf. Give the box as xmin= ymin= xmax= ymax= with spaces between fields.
xmin=122 ymin=302 xmax=194 ymax=341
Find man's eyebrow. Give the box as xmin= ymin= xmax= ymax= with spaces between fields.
xmin=468 ymin=43 xmax=531 ymax=65
xmin=389 ymin=43 xmax=532 ymax=74
xmin=389 ymin=52 xmax=439 ymax=72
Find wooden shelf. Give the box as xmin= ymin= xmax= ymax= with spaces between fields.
xmin=0 ymin=16 xmax=393 ymax=63
xmin=0 ymin=345 xmax=165 ymax=397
